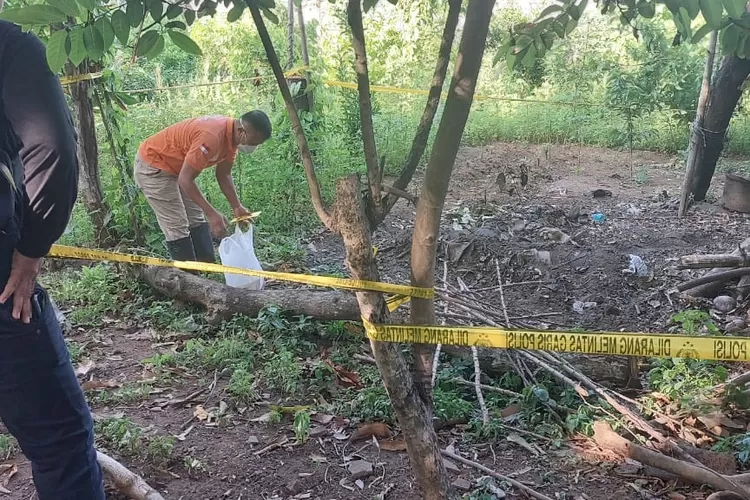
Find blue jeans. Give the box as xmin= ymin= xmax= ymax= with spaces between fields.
xmin=0 ymin=285 xmax=104 ymax=499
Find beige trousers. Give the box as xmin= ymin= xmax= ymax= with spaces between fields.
xmin=134 ymin=155 xmax=205 ymax=241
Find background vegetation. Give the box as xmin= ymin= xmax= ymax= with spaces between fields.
xmin=51 ymin=0 xmax=749 ymax=255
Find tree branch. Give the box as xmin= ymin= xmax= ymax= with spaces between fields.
xmin=379 ymin=0 xmax=462 ymax=224
xmin=346 ymin=0 xmax=383 ymax=219
xmin=246 ymin=1 xmax=334 ymax=230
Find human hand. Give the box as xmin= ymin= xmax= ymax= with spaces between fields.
xmin=0 ymin=250 xmax=41 ymax=324
xmin=232 ymin=205 xmax=253 ymax=221
xmin=207 ymin=209 xmax=229 ymax=239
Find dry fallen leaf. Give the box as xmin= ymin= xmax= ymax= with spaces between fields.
xmin=350 ymin=422 xmax=391 ymax=442
xmin=324 ymin=360 xmax=362 ymax=389
xmin=74 ymin=360 xmax=96 ymax=377
xmin=250 ymin=411 xmax=274 ymax=423
xmin=194 ymin=405 xmax=210 ymax=422
xmin=311 ymin=413 xmax=334 ymax=425
xmin=81 ymin=380 xmax=120 ymax=392
xmin=377 ymin=438 xmax=407 ymax=452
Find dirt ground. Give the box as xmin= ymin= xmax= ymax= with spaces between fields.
xmin=4 ymin=141 xmax=750 ymax=500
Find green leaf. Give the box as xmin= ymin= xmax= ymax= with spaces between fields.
xmin=724 ymin=0 xmax=746 ymax=19
xmin=664 ymin=0 xmax=680 ymax=14
xmin=83 ymin=24 xmax=105 ymax=60
xmin=184 ymin=9 xmax=196 ymax=25
xmin=637 ymin=1 xmax=656 ymax=18
xmin=68 ymin=27 xmax=86 ymax=65
xmin=691 ymin=22 xmax=713 ymax=43
xmin=565 ymin=17 xmax=578 ymax=35
xmin=147 ymin=0 xmax=163 ymax=21
xmin=721 ymin=23 xmax=742 ymax=54
xmin=677 ymin=7 xmax=693 ymax=39
xmin=293 ymin=0 xmax=302 ymax=5
xmin=165 ymin=20 xmax=186 ymax=29
xmin=261 ymin=7 xmax=279 ymax=24
xmin=166 ymin=4 xmax=182 ymax=18
xmin=537 ymin=4 xmax=563 ymax=19
xmin=116 ymin=91 xmax=138 ymax=105
xmin=111 ymin=10 xmax=130 ymax=45
xmin=135 ymin=30 xmax=160 ymax=56
xmin=227 ymin=4 xmax=244 ymax=22
xmin=95 ymin=17 xmax=115 ymax=52
xmin=0 ymin=5 xmax=68 ymax=25
xmin=568 ymin=4 xmax=581 ymax=21
xmin=738 ymin=32 xmax=750 ymax=58
xmin=167 ymin=30 xmax=203 ymax=55
xmin=683 ymin=0 xmax=700 ymax=19
xmin=126 ymin=0 xmax=144 ymax=27
xmin=54 ymin=0 xmax=80 ymax=18
xmin=700 ymin=0 xmax=725 ymax=29
xmin=256 ymin=0 xmax=276 ymax=7
xmin=144 ymin=33 xmax=165 ymax=58
xmin=76 ymin=0 xmax=95 ymax=11
xmin=45 ymin=29 xmax=69 ymax=73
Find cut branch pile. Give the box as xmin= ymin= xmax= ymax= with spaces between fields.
xmin=430 ymin=258 xmax=750 ymax=499
xmin=679 ymin=238 xmax=750 ymax=297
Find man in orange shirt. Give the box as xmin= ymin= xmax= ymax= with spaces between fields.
xmin=134 ymin=111 xmax=271 ymax=262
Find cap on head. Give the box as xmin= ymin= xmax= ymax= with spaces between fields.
xmin=239 ymin=110 xmax=272 ymax=146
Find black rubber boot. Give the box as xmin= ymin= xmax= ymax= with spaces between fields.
xmin=190 ymin=222 xmax=216 ymax=263
xmin=166 ymin=236 xmax=196 ymax=262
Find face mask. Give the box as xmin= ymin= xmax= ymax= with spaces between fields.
xmin=238 ymin=145 xmax=256 ymax=154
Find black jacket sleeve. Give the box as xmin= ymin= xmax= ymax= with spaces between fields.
xmin=1 ymin=23 xmax=78 ymax=258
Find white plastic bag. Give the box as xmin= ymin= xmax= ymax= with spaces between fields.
xmin=218 ymin=225 xmax=265 ymax=290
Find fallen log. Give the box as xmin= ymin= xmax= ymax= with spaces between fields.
xmin=97 ymin=450 xmax=165 ymax=500
xmin=677 ymin=268 xmax=750 ymax=293
xmin=685 ymin=238 xmax=750 ymax=297
xmin=138 ymin=266 xmax=361 ymax=321
xmin=592 ymin=421 xmax=750 ymax=500
xmin=680 ymin=254 xmax=750 ymax=269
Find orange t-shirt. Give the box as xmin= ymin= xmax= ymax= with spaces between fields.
xmin=138 ymin=116 xmax=238 ymax=175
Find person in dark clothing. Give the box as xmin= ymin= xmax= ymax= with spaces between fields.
xmin=0 ymin=4 xmax=105 ymax=499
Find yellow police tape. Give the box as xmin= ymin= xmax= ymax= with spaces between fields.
xmin=361 ymin=319 xmax=750 ymax=362
xmin=47 ymin=245 xmax=750 ymax=362
xmin=48 ymin=244 xmax=434 ymax=299
xmin=59 ymin=72 xmax=104 ymax=85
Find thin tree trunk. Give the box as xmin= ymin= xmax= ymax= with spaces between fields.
xmin=692 ymin=54 xmax=750 ymax=201
xmin=286 ymin=0 xmax=295 ymax=70
xmin=92 ymin=85 xmax=143 ymax=244
xmin=297 ymin=3 xmax=310 ymax=67
xmin=679 ymin=31 xmax=718 ymax=216
xmin=333 ymin=174 xmax=452 ymax=500
xmin=297 ymin=3 xmax=313 ymax=110
xmin=246 ymin=1 xmax=333 ymax=229
xmin=346 ymin=0 xmax=382 ymax=218
xmin=379 ymin=0 xmax=462 ymax=225
xmin=410 ymin=0 xmax=495 ymax=403
xmin=67 ymin=61 xmax=112 ymax=247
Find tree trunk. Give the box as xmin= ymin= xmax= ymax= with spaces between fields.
xmin=692 ymin=55 xmax=750 ymax=201
xmin=679 ymin=31 xmax=717 ymax=216
xmin=93 ymin=85 xmax=143 ymax=245
xmin=380 ymin=0 xmax=462 ymax=223
xmin=139 ymin=266 xmax=360 ymax=322
xmin=333 ymin=174 xmax=452 ymax=500
xmin=246 ymin=1 xmax=333 ymax=230
xmin=297 ymin=3 xmax=313 ymax=110
xmin=286 ymin=0 xmax=295 ymax=70
xmin=410 ymin=0 xmax=495 ymax=402
xmin=297 ymin=3 xmax=310 ymax=67
xmin=67 ymin=62 xmax=112 ymax=246
xmin=347 ymin=0 xmax=382 ymax=218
